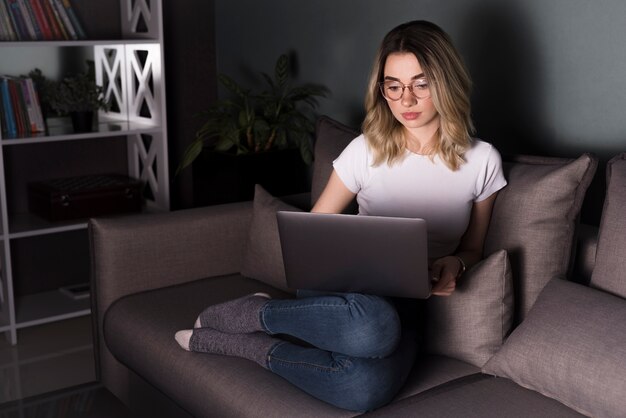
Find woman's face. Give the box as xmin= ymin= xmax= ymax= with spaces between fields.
xmin=382 ymin=52 xmax=440 ymax=140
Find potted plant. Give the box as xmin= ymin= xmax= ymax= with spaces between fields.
xmin=178 ymin=54 xmax=329 ymax=172
xmin=30 ymin=61 xmax=109 ymax=133
xmin=178 ymin=53 xmax=329 ymax=205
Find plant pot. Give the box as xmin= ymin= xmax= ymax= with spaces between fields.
xmin=70 ymin=111 xmax=94 ymax=133
xmin=192 ymin=148 xmax=309 ymax=206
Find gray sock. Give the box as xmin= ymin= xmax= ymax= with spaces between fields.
xmin=176 ymin=328 xmax=280 ymax=368
xmin=195 ymin=293 xmax=270 ymax=333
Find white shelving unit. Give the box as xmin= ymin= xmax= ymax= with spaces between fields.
xmin=0 ymin=0 xmax=169 ymax=345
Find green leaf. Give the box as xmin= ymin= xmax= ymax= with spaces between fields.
xmin=176 ymin=139 xmax=204 ymax=175
xmin=275 ymin=54 xmax=290 ymax=88
xmin=219 ymin=74 xmax=248 ymax=98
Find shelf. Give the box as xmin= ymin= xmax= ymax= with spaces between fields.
xmin=7 ymin=213 xmax=88 ymax=239
xmin=15 ymin=290 xmax=90 ymax=328
xmin=0 ymin=39 xmax=159 ymax=47
xmin=0 ymin=0 xmax=168 ymax=345
xmin=1 ymin=119 xmax=161 ymax=145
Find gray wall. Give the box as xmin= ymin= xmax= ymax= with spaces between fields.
xmin=214 ymin=0 xmax=626 ymax=222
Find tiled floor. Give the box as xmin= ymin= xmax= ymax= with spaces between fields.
xmin=0 ymin=316 xmax=95 ymax=404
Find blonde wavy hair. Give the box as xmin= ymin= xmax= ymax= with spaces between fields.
xmin=362 ymin=20 xmax=474 ymax=171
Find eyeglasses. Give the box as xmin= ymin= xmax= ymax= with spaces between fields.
xmin=379 ymin=79 xmax=431 ymax=101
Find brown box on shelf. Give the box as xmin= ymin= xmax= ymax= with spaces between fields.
xmin=27 ymin=174 xmax=144 ymax=221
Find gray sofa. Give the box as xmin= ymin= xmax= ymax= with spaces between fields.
xmin=89 ymin=116 xmax=626 ymax=417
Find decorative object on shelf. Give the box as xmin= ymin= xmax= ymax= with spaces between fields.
xmin=30 ymin=61 xmax=109 ymax=133
xmin=27 ymin=174 xmax=144 ymax=221
xmin=177 ymin=53 xmax=329 ymax=174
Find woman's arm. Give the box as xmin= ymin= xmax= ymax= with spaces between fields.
xmin=431 ymin=191 xmax=498 ymax=296
xmin=311 ymin=170 xmax=357 ymax=214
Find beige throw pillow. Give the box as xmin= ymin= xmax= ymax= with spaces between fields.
xmin=425 ymin=249 xmax=513 ymax=367
xmin=241 ymin=185 xmax=302 ymax=292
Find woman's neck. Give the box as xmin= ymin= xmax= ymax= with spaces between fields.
xmin=404 ymin=128 xmax=438 ymax=155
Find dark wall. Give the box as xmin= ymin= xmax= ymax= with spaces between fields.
xmin=163 ymin=0 xmax=218 ymax=209
xmin=213 ymin=0 xmax=626 ymax=224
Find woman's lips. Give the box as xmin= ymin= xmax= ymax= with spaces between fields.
xmin=402 ymin=112 xmax=420 ymax=120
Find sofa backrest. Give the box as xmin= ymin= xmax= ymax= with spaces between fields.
xmin=590 ymin=152 xmax=626 ymax=298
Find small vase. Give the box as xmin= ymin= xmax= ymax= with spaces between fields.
xmin=71 ymin=111 xmax=94 ymax=133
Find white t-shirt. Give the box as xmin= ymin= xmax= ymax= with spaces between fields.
xmin=333 ymin=135 xmax=507 ymax=258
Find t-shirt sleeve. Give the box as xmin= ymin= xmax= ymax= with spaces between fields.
xmin=332 ymin=135 xmax=368 ymax=194
xmin=475 ymin=144 xmax=507 ymax=202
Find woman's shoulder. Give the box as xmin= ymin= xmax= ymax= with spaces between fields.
xmin=466 ymin=138 xmax=502 ymax=160
xmin=341 ymin=134 xmax=372 ymax=156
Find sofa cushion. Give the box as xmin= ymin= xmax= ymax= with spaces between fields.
xmin=241 ymin=185 xmax=303 ymax=292
xmin=310 ymin=116 xmax=359 ymax=206
xmin=103 ymin=274 xmax=356 ymax=418
xmin=394 ymin=354 xmax=480 ymax=401
xmin=482 ymin=278 xmax=626 ymax=418
xmin=590 ymin=153 xmax=626 ymax=298
xmin=364 ymin=374 xmax=584 ymax=418
xmin=484 ymin=154 xmax=597 ymax=322
xmin=424 ymin=249 xmax=513 ymax=367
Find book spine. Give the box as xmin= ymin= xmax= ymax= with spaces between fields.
xmin=25 ymin=78 xmax=45 ymax=132
xmin=7 ymin=0 xmax=29 ymax=40
xmin=0 ymin=81 xmax=6 ymax=138
xmin=29 ymin=0 xmax=52 ymax=40
xmin=2 ymin=0 xmax=19 ymax=40
xmin=51 ymin=0 xmax=75 ymax=39
xmin=45 ymin=0 xmax=67 ymax=39
xmin=16 ymin=0 xmax=38 ymax=40
xmin=8 ymin=80 xmax=25 ymax=137
xmin=20 ymin=78 xmax=37 ymax=132
xmin=40 ymin=0 xmax=61 ymax=39
xmin=0 ymin=0 xmax=13 ymax=40
xmin=0 ymin=79 xmax=17 ymax=138
xmin=60 ymin=0 xmax=84 ymax=39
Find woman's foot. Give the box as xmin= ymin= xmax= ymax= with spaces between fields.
xmin=194 ymin=293 xmax=271 ymax=333
xmin=174 ymin=328 xmax=280 ymax=368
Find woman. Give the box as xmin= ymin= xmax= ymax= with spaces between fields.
xmin=175 ymin=20 xmax=507 ymax=412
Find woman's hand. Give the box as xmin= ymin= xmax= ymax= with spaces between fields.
xmin=430 ymin=256 xmax=465 ymax=296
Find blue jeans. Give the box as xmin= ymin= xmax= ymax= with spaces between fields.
xmin=260 ymin=292 xmax=416 ymax=411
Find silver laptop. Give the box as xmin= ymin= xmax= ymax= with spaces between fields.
xmin=276 ymin=211 xmax=431 ymax=298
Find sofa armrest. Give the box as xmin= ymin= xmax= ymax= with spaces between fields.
xmin=89 ymin=200 xmax=253 ymax=311
xmin=89 ymin=201 xmax=253 ymax=391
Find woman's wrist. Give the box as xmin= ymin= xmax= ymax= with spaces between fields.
xmin=453 ymin=255 xmax=466 ymax=277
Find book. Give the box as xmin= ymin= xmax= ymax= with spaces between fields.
xmin=7 ymin=79 xmax=26 ymax=137
xmin=44 ymin=0 xmax=67 ymax=39
xmin=6 ymin=0 xmax=29 ymax=40
xmin=16 ymin=0 xmax=37 ymax=40
xmin=20 ymin=78 xmax=43 ymax=133
xmin=19 ymin=0 xmax=43 ymax=40
xmin=40 ymin=0 xmax=62 ymax=39
xmin=29 ymin=0 xmax=53 ymax=40
xmin=0 ymin=0 xmax=17 ymax=40
xmin=51 ymin=0 xmax=76 ymax=40
xmin=59 ymin=0 xmax=84 ymax=39
xmin=1 ymin=78 xmax=18 ymax=138
xmin=0 ymin=87 xmax=6 ymax=138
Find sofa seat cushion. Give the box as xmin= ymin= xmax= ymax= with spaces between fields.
xmin=364 ymin=375 xmax=584 ymax=418
xmin=103 ymin=274 xmax=356 ymax=418
xmin=394 ymin=354 xmax=480 ymax=401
